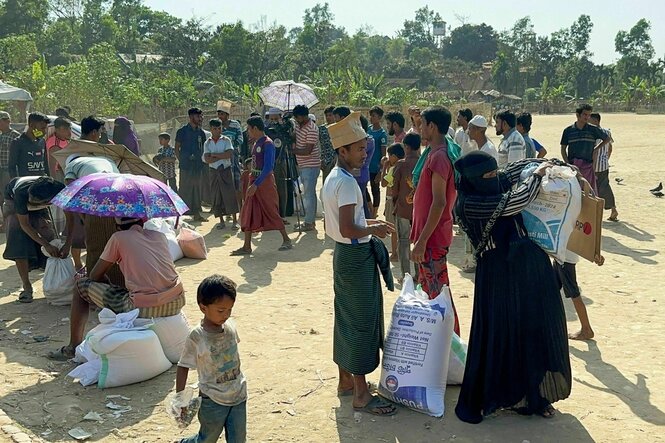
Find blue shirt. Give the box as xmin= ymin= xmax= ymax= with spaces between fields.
xmin=522 ymin=132 xmax=537 ymax=158
xmin=175 ymin=123 xmax=206 ymax=172
xmin=367 ymin=126 xmax=387 ymax=173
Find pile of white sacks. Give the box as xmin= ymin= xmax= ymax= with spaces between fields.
xmin=68 ymin=308 xmax=190 ymax=389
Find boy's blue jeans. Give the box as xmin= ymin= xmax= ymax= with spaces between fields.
xmin=181 ymin=398 xmax=246 ymax=443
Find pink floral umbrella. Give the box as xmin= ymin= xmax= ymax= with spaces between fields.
xmin=51 ymin=173 xmax=188 ymax=219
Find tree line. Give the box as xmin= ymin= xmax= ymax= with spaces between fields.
xmin=0 ymin=0 xmax=663 ymax=120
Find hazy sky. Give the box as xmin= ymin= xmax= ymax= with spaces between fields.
xmin=144 ymin=0 xmax=664 ymax=65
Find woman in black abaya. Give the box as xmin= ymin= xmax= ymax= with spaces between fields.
xmin=454 ymin=151 xmax=571 ymax=424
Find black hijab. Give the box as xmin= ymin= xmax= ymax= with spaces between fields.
xmin=454 ymin=151 xmax=502 ymax=196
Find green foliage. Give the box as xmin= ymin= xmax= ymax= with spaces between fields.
xmin=443 ymin=23 xmax=498 ymax=64
xmin=0 ymin=34 xmax=40 ymax=72
xmin=0 ymin=1 xmax=662 ymax=120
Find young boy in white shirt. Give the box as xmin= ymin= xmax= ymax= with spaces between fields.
xmin=176 ymin=275 xmax=247 ymax=442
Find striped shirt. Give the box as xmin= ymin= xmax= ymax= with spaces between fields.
xmin=295 ymin=119 xmax=320 ymax=168
xmin=497 ymin=128 xmax=526 ymax=169
xmin=560 ymin=122 xmax=607 ymax=163
xmin=594 ymin=128 xmax=613 ymax=173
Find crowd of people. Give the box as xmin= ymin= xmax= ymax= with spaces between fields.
xmin=0 ymin=99 xmax=621 ymax=440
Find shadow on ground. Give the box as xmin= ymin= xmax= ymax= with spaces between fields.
xmin=570 ymin=341 xmax=665 ymax=426
xmin=334 ymin=387 xmax=595 ymax=443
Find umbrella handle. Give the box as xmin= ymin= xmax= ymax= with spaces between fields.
xmin=175 ymin=215 xmax=179 ymax=230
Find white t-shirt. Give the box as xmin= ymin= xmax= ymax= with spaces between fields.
xmin=178 ymin=319 xmax=247 ymax=406
xmin=480 ymin=139 xmax=499 ymax=160
xmin=202 ymin=136 xmax=233 ymax=169
xmin=321 ymin=166 xmax=370 ymax=244
xmin=454 ymin=127 xmax=475 ymax=155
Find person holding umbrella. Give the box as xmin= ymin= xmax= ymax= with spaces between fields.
xmin=48 ymin=173 xmax=188 ymax=360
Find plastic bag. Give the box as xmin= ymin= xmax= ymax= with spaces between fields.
xmin=522 ymin=165 xmax=582 ymax=263
xmin=177 ymin=227 xmax=208 ymax=259
xmin=41 ymin=239 xmax=76 ymax=306
xmin=378 ymin=274 xmax=455 ymax=417
xmin=166 ymin=388 xmax=202 ymax=429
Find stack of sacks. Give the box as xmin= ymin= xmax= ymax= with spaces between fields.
xmin=144 ymin=218 xmax=184 ymax=262
xmin=68 ymin=309 xmax=172 ymax=388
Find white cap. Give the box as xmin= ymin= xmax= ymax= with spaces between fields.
xmin=469 ymin=115 xmax=488 ymax=128
xmin=309 ymin=113 xmax=317 ymax=122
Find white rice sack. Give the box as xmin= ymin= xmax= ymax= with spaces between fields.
xmin=136 ymin=312 xmax=190 ymax=363
xmin=91 ymin=328 xmax=171 ymax=388
xmin=67 ymin=309 xmax=171 ymax=388
xmin=378 ymin=275 xmax=454 ymax=417
xmin=144 ymin=218 xmax=184 ymax=262
xmin=447 ymin=332 xmax=467 ymax=385
xmin=522 ymin=166 xmax=582 ymax=263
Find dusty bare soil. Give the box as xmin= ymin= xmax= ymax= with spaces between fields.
xmin=0 ymin=113 xmax=663 ymax=442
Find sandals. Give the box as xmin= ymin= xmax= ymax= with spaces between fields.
xmin=294 ymin=222 xmax=315 ymax=232
xmin=278 ymin=242 xmax=293 ymax=251
xmin=18 ymin=290 xmax=33 ymax=304
xmin=215 ymin=223 xmax=226 ymax=230
xmin=230 ymin=248 xmax=252 ymax=256
xmin=353 ymin=395 xmax=397 ymax=416
xmin=47 ymin=346 xmax=75 ymax=361
xmin=540 ymin=404 xmax=556 ymax=419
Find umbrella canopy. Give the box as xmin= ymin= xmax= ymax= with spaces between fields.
xmin=52 ymin=139 xmax=164 ymax=181
xmin=51 ymin=173 xmax=188 ymax=219
xmin=0 ymin=81 xmax=33 ymax=102
xmin=259 ymin=80 xmax=319 ymax=111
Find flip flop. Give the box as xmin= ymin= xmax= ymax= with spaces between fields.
xmin=230 ymin=248 xmax=251 ymax=256
xmin=18 ymin=290 xmax=33 ymax=303
xmin=47 ymin=346 xmax=75 ymax=361
xmin=337 ymin=381 xmax=375 ymax=396
xmin=353 ymin=395 xmax=397 ymax=416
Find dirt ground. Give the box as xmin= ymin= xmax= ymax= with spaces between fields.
xmin=0 ymin=113 xmax=664 ymax=442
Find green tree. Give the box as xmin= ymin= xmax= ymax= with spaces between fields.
xmin=443 ymin=23 xmax=498 ymax=64
xmin=615 ymin=19 xmax=655 ymax=82
xmin=0 ymin=0 xmax=49 ymax=37
xmin=399 ymin=6 xmax=441 ymax=55
xmin=0 ymin=34 xmax=40 ymax=73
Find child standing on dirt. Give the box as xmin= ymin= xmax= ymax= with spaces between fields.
xmin=154 ymin=132 xmax=178 ymax=192
xmin=381 ymin=143 xmax=404 ymax=261
xmin=176 ymin=275 xmax=247 ymax=443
